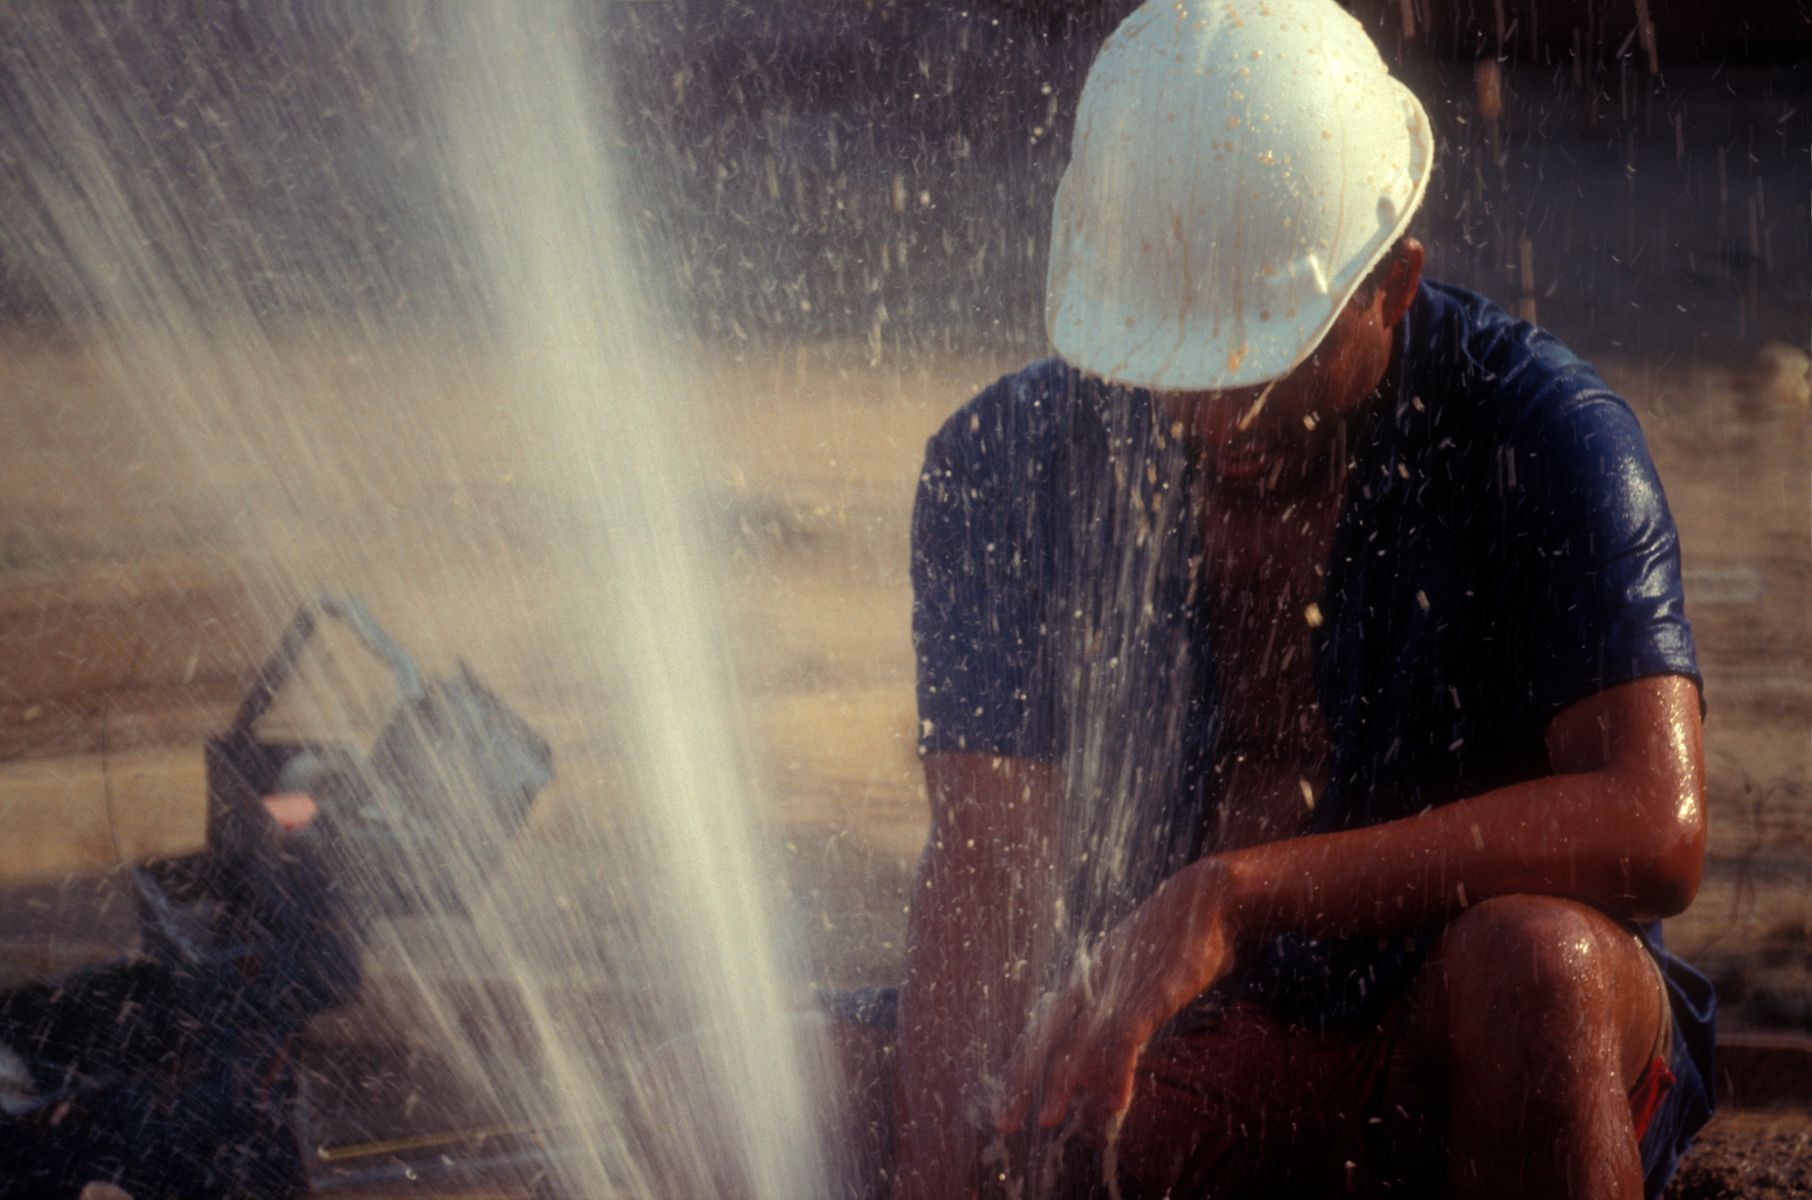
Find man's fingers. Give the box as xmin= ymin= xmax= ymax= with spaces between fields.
xmin=997 ymin=1051 xmax=1035 ymax=1134
xmin=1000 ymin=991 xmax=1149 ymax=1137
xmin=1069 ymin=1037 xmax=1142 ymax=1142
xmin=1037 ymin=1050 xmax=1078 ymax=1129
xmin=1104 ymin=1057 xmax=1138 ymax=1121
xmin=997 ymin=994 xmax=1067 ymax=1133
xmin=1035 ymin=1005 xmax=1086 ymax=1129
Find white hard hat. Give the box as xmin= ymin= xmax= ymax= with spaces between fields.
xmin=1046 ymin=0 xmax=1433 ymax=391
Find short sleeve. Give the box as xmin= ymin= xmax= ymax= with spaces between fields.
xmin=1500 ymin=389 xmax=1701 ymax=722
xmin=910 ymin=401 xmax=1054 ymax=760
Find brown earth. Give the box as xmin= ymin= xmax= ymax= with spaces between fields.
xmin=1666 ymin=1109 xmax=1812 ymax=1200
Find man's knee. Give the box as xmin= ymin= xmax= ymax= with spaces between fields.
xmin=1424 ymin=895 xmax=1629 ymax=1051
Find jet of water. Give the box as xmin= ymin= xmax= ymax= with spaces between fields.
xmin=0 ymin=2 xmax=839 ymax=1195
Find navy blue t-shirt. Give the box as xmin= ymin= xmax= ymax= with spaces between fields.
xmin=911 ymin=281 xmax=1714 ymax=1194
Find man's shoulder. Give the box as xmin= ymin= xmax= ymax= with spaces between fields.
xmin=925 ymin=356 xmax=1096 ymax=466
xmin=1407 ymin=279 xmax=1626 ymax=438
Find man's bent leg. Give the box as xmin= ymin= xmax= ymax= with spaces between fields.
xmin=1411 ymin=895 xmax=1669 ymax=1200
xmin=1108 ymin=999 xmax=1406 ymax=1198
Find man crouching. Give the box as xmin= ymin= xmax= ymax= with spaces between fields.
xmin=892 ymin=2 xmax=1716 ymax=1196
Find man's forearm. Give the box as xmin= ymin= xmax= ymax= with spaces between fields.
xmin=898 ymin=873 xmax=1005 ymax=1198
xmin=898 ymin=847 xmax=1049 ymax=1199
xmin=897 ymin=754 xmax=1061 ymax=1200
xmin=1216 ymin=751 xmax=1701 ymax=948
xmin=1194 ymin=676 xmax=1706 ymax=949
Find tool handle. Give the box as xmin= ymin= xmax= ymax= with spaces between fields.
xmin=228 ymin=594 xmax=426 ymax=738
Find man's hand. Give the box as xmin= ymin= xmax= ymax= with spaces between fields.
xmin=997 ymin=860 xmax=1238 ymax=1141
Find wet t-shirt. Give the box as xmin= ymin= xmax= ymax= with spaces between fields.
xmin=910 ymin=280 xmax=1714 ymax=1191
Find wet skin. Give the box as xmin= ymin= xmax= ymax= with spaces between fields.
xmin=894 ymin=239 xmax=1708 ymax=1199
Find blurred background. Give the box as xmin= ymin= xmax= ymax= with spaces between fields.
xmin=0 ymin=1 xmax=1805 ymax=1194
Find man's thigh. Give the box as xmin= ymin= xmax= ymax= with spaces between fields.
xmin=1109 ymin=997 xmax=1417 ymax=1198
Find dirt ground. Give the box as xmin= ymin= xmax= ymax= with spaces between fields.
xmin=298 ymin=1110 xmax=1812 ymax=1200
xmin=1666 ymin=1109 xmax=1812 ymax=1199
xmin=0 ymin=329 xmax=1805 ymax=1190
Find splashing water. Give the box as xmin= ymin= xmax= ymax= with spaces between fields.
xmin=1 ymin=3 xmax=836 ymax=1196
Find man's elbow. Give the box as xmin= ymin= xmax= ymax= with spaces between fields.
xmin=1635 ymin=776 xmax=1707 ymax=919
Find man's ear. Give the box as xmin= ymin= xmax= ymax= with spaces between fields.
xmin=1380 ymin=237 xmax=1424 ymax=328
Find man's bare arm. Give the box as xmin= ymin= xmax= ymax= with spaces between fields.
xmin=1224 ymin=672 xmax=1704 ymax=939
xmin=1002 ymin=673 xmax=1705 ymax=1133
xmin=896 ymin=753 xmax=1059 ymax=1200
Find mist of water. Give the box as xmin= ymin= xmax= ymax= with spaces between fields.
xmin=1 ymin=3 xmax=837 ymax=1195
